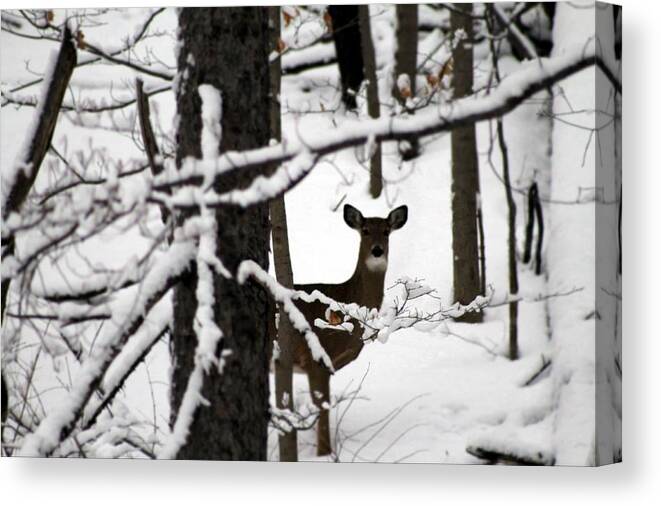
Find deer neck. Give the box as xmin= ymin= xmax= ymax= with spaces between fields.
xmin=347 ymin=259 xmax=387 ymax=310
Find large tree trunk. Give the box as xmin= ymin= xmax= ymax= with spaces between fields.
xmin=547 ymin=1 xmax=620 ymax=465
xmin=268 ymin=6 xmax=299 ymax=462
xmin=170 ymin=7 xmax=272 ymax=461
xmin=450 ymin=3 xmax=483 ymax=323
xmin=328 ymin=5 xmax=364 ymax=110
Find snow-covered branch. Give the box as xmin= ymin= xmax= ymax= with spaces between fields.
xmin=237 ymin=260 xmax=334 ymax=372
xmin=1 ymin=26 xmax=76 ymax=222
xmin=491 ymin=3 xmax=539 ymax=60
xmin=239 ymin=262 xmax=491 ymax=364
xmin=1 ymin=84 xmax=170 ymax=113
xmin=152 ymin=40 xmax=607 ymax=209
xmin=158 ymin=211 xmax=226 ymax=459
xmin=81 ymin=298 xmax=172 ymax=430
xmin=17 ymin=238 xmax=194 ymax=456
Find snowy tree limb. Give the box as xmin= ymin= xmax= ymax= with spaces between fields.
xmin=1 ymin=26 xmax=76 ymax=222
xmin=152 ymin=40 xmax=614 ymax=209
xmin=491 ymin=3 xmax=539 ymax=60
xmin=17 ymin=239 xmax=194 ymax=457
xmin=158 ymin=212 xmax=226 ymax=459
xmin=3 ymin=8 xmax=167 ymax=98
xmin=1 ymin=84 xmax=170 ymax=113
xmin=1 ymin=26 xmax=76 ymax=321
xmin=81 ymin=302 xmax=171 ymax=431
xmin=237 ymin=260 xmax=335 ymax=372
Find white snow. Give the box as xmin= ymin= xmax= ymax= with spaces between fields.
xmin=0 ymin=5 xmax=617 ymax=464
xmin=197 ymin=84 xmax=222 ymax=161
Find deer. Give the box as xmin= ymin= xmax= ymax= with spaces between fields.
xmin=286 ymin=203 xmax=408 ymax=456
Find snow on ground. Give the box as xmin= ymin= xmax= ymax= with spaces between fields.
xmin=269 ymin=9 xmax=554 ymax=462
xmin=2 ymin=6 xmax=566 ymax=462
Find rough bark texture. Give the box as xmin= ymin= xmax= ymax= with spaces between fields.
xmin=358 ymin=5 xmax=383 ymax=198
xmin=450 ymin=3 xmax=483 ymax=323
xmin=268 ymin=6 xmax=299 ymax=463
xmin=170 ymin=7 xmax=271 ymax=461
xmin=328 ymin=5 xmax=364 ymax=109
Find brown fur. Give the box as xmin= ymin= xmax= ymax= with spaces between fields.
xmin=278 ymin=204 xmax=408 ymax=456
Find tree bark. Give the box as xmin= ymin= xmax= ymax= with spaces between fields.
xmin=394 ymin=5 xmax=418 ymax=105
xmin=268 ymin=6 xmax=299 ymax=462
xmin=497 ymin=118 xmax=519 ymax=360
xmin=358 ymin=5 xmax=382 ymax=199
xmin=170 ymin=7 xmax=271 ymax=460
xmin=487 ymin=9 xmax=519 ymax=359
xmin=450 ymin=3 xmax=483 ymax=323
xmin=394 ymin=4 xmax=420 ymax=160
xmin=136 ymin=78 xmax=169 ymax=224
xmin=328 ymin=5 xmax=364 ymax=110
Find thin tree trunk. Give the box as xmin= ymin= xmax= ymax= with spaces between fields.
xmin=497 ymin=118 xmax=519 ymax=360
xmin=394 ymin=4 xmax=418 ymax=105
xmin=328 ymin=5 xmax=364 ymax=110
xmin=487 ymin=8 xmax=519 ymax=359
xmin=450 ymin=3 xmax=483 ymax=323
xmin=533 ymin=187 xmax=544 ymax=276
xmin=268 ymin=6 xmax=298 ymax=463
xmin=358 ymin=5 xmax=382 ymax=198
xmin=170 ymin=7 xmax=271 ymax=460
xmin=394 ymin=4 xmax=420 ymax=160
xmin=477 ymin=200 xmax=486 ymax=297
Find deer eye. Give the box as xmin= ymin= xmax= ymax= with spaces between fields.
xmin=362 ymin=228 xmax=370 ymax=236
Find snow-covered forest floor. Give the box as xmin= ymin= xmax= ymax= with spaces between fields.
xmin=1 ymin=5 xmax=613 ymax=463
xmin=273 ymin=6 xmax=553 ymax=461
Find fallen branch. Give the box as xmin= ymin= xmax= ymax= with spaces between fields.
xmin=466 ymin=443 xmax=554 ymax=466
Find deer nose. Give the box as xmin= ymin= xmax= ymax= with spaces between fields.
xmin=371 ymin=245 xmax=384 ymax=258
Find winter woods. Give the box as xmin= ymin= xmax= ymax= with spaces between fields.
xmin=1 ymin=3 xmax=621 ymax=464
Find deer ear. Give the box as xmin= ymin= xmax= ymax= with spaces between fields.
xmin=388 ymin=205 xmax=408 ymax=230
xmin=343 ymin=204 xmax=364 ymax=230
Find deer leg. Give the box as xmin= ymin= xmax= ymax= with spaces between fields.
xmin=307 ymin=365 xmax=332 ymax=456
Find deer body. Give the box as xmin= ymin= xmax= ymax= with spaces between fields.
xmin=288 ymin=204 xmax=408 ymax=456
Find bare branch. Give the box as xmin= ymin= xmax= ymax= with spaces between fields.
xmin=1 ymin=26 xmax=76 ymax=222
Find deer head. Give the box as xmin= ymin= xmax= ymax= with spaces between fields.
xmin=343 ymin=204 xmax=408 ymax=273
